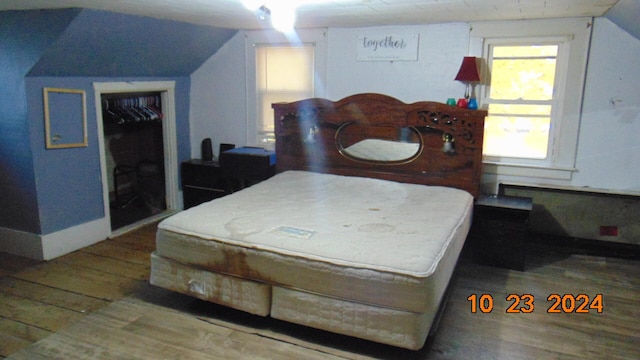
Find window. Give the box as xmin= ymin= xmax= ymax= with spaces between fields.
xmin=483 ymin=42 xmax=561 ymax=161
xmin=255 ymin=45 xmax=314 ymax=147
xmin=245 ymin=29 xmax=326 ymax=149
xmin=470 ymin=19 xmax=592 ymax=181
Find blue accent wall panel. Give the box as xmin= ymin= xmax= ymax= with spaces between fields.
xmin=0 ymin=10 xmax=79 ymax=233
xmin=28 ymin=9 xmax=237 ymax=77
xmin=27 ymin=77 xmax=102 ymax=234
xmin=27 ymin=76 xmax=191 ymax=235
xmin=2 ymin=7 xmax=228 ymax=237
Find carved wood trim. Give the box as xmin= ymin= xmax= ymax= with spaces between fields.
xmin=272 ymin=93 xmax=486 ymax=197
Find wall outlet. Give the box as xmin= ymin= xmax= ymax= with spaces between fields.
xmin=599 ymin=225 xmax=618 ymax=236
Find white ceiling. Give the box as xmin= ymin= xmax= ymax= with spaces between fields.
xmin=0 ymin=0 xmax=620 ymax=29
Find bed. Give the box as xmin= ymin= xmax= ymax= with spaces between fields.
xmin=150 ymin=93 xmax=486 ymax=350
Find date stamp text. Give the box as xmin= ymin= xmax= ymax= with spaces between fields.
xmin=467 ymin=293 xmax=603 ymax=313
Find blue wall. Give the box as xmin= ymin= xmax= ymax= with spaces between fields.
xmin=1 ymin=8 xmax=235 ymax=236
xmin=28 ymin=9 xmax=237 ymax=77
xmin=26 ymin=76 xmax=192 ymax=235
xmin=0 ymin=10 xmax=80 ymax=234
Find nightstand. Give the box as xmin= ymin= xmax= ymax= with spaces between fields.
xmin=181 ymin=159 xmax=227 ymax=209
xmin=220 ymin=147 xmax=276 ymax=190
xmin=471 ymin=195 xmax=533 ymax=271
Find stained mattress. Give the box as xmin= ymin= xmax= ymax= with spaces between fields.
xmin=155 ymin=170 xmax=473 ymax=313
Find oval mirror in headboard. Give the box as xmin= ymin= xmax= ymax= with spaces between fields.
xmin=335 ymin=122 xmax=423 ymax=164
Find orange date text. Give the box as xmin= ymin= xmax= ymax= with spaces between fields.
xmin=467 ymin=293 xmax=603 ymax=313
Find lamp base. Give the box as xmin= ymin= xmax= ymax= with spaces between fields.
xmin=464 ymin=83 xmax=471 ymax=99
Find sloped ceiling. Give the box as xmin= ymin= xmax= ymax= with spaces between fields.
xmin=605 ymin=0 xmax=640 ymax=40
xmin=27 ymin=9 xmax=237 ymax=77
xmin=0 ymin=0 xmax=620 ymax=30
xmin=13 ymin=1 xmax=639 ymax=78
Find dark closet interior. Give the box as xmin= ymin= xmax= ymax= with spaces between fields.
xmin=101 ymin=92 xmax=166 ymax=230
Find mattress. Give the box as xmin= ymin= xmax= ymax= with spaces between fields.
xmin=271 ymin=286 xmax=434 ymax=349
xmin=155 ymin=170 xmax=473 ymax=314
xmin=150 ymin=252 xmax=271 ymax=316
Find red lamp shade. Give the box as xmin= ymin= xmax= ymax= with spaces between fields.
xmin=454 ymin=56 xmax=480 ymax=82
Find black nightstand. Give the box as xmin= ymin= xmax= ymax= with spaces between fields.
xmin=471 ymin=195 xmax=533 ymax=271
xmin=220 ymin=147 xmax=276 ymax=190
xmin=181 ymin=159 xmax=227 ymax=209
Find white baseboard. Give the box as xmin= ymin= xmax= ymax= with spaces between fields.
xmin=41 ymin=218 xmax=111 ymax=260
xmin=0 ymin=218 xmax=110 ymax=261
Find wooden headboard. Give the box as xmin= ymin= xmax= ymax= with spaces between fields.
xmin=272 ymin=93 xmax=487 ymax=197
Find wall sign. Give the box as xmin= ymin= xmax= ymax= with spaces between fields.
xmin=356 ymin=32 xmax=420 ymax=62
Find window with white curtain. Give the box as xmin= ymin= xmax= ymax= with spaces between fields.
xmin=255 ymin=45 xmax=315 ymax=147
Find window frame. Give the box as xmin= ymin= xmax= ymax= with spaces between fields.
xmin=255 ymin=44 xmax=316 ymax=147
xmin=482 ymin=36 xmax=570 ymax=165
xmin=244 ymin=29 xmax=327 ymax=149
xmin=470 ymin=18 xmax=592 ymax=181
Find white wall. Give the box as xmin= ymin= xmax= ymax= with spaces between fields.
xmin=325 ymin=23 xmax=471 ymax=102
xmin=190 ymin=23 xmax=471 ymax=156
xmin=190 ymin=33 xmax=247 ymax=159
xmin=573 ymin=17 xmax=640 ymax=192
xmin=190 ymin=17 xmax=640 ymax=193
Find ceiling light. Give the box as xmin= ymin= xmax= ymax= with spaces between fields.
xmin=269 ymin=3 xmax=296 ymax=32
xmin=257 ymin=5 xmax=271 ymax=20
xmin=245 ymin=1 xmax=298 ymax=33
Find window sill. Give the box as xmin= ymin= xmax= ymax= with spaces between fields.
xmin=499 ymin=181 xmax=640 ymax=198
xmin=483 ymin=161 xmax=577 ymax=180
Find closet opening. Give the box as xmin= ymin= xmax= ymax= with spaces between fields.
xmin=101 ymin=92 xmax=167 ymax=231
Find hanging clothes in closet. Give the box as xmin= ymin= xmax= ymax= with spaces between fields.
xmin=103 ymin=94 xmax=163 ymax=125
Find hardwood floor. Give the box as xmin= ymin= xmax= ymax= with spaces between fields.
xmin=1 ymin=222 xmax=638 ymax=359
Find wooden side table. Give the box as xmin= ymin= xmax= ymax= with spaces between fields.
xmin=471 ymin=195 xmax=533 ymax=271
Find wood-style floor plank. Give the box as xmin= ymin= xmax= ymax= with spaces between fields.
xmin=55 ymin=251 xmax=149 ymax=281
xmin=106 ymin=230 xmax=157 ymax=252
xmin=79 ymin=240 xmax=152 ymax=266
xmin=1 ymin=221 xmax=638 ymax=359
xmin=11 ymin=260 xmax=145 ymax=301
xmin=6 ymin=332 xmax=136 ymax=360
xmin=0 ymin=277 xmax=108 ymax=314
xmin=0 ymin=292 xmax=84 ymax=333
xmin=0 ymin=319 xmax=51 ymax=358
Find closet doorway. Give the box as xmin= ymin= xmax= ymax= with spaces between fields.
xmin=94 ymin=81 xmax=180 ymax=235
xmin=102 ymin=92 xmax=165 ymax=230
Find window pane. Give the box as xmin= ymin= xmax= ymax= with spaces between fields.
xmin=257 ymin=91 xmax=312 ymax=132
xmin=490 ymin=58 xmax=557 ymax=100
xmin=257 ymin=132 xmax=276 ymax=147
xmin=493 ymin=45 xmax=558 ymax=58
xmin=256 ymin=45 xmax=314 ymax=149
xmin=257 ymin=46 xmax=313 ymax=91
xmin=488 ymin=104 xmax=551 ymax=116
xmin=483 ymin=115 xmax=550 ymax=159
xmin=485 ymin=43 xmax=560 ymax=160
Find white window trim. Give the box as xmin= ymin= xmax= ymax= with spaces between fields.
xmin=483 ymin=36 xmax=569 ymax=164
xmin=244 ymin=29 xmax=327 ymax=147
xmin=470 ymin=18 xmax=593 ymax=181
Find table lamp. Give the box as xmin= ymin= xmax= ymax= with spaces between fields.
xmin=454 ymin=56 xmax=481 ymax=103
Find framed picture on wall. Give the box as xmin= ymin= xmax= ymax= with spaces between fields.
xmin=43 ymin=87 xmax=88 ymax=149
